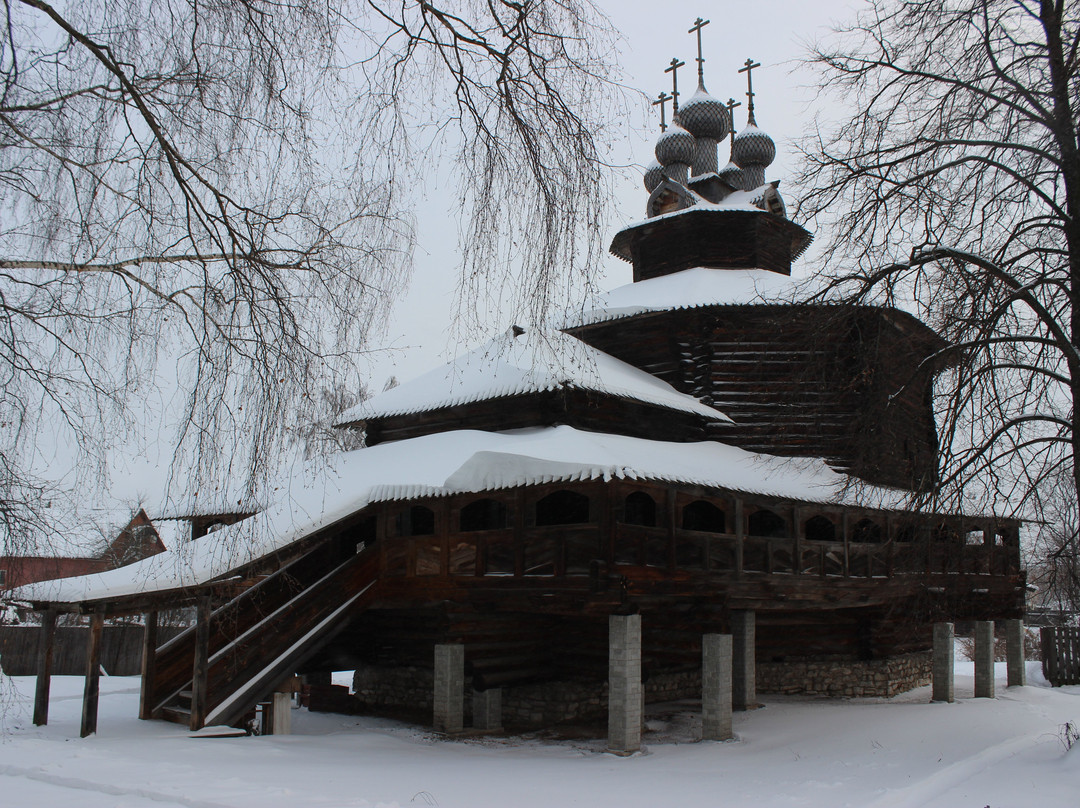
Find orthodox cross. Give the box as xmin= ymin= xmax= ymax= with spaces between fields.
xmin=652 ymin=91 xmax=672 ymax=132
xmin=726 ymin=98 xmax=742 ymax=149
xmin=688 ymin=17 xmax=710 ymax=87
xmin=739 ymin=57 xmax=761 ymax=124
xmin=665 ymin=57 xmax=686 ymax=114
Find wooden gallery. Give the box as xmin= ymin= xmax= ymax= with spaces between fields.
xmin=13 ymin=48 xmax=1025 ymax=752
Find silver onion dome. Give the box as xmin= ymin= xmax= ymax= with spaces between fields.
xmin=655 ymin=123 xmax=695 ymax=167
xmin=717 ymin=160 xmax=744 ymax=189
xmin=731 ymin=123 xmax=776 ymax=168
xmin=644 ymin=160 xmax=664 ymax=192
xmin=676 ymin=87 xmax=729 ymax=141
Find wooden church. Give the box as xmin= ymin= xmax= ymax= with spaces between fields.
xmin=14 ymin=24 xmax=1024 ymax=748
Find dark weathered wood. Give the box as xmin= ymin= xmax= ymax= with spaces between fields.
xmin=1042 ymin=626 xmax=1080 ymax=686
xmin=568 ymin=305 xmax=943 ymax=491
xmin=734 ymin=498 xmax=745 ymax=578
xmin=80 ymin=612 xmax=104 ymax=737
xmin=190 ymin=594 xmax=211 ymax=731
xmin=358 ymin=388 xmax=715 ymax=448
xmin=139 ymin=611 xmax=158 ymax=720
xmin=33 ymin=608 xmax=57 ymax=726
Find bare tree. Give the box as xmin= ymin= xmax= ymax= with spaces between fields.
xmin=0 ymin=1 xmax=622 ymax=555
xmin=796 ymin=0 xmax=1079 ymax=522
xmin=1028 ymin=470 xmax=1080 ymax=613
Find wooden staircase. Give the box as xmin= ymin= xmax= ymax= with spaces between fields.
xmin=149 ymin=542 xmax=381 ymax=730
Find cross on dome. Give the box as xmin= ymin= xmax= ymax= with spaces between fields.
xmin=652 ymin=91 xmax=672 ymax=132
xmin=725 ymin=98 xmax=741 ymax=149
xmin=689 ymin=17 xmax=710 ymax=89
xmin=739 ymin=58 xmax=761 ymax=125
xmin=665 ymin=57 xmax=686 ymax=113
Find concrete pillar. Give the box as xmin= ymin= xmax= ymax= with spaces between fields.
xmin=932 ymin=622 xmax=955 ymax=703
xmin=702 ymin=633 xmax=733 ymax=741
xmin=974 ymin=620 xmax=995 ymax=698
xmin=608 ymin=614 xmax=642 ymax=754
xmin=433 ymin=643 xmax=465 ymax=734
xmin=1005 ymin=618 xmax=1026 ymax=687
xmin=731 ymin=610 xmax=756 ymax=711
xmin=270 ymin=691 xmax=292 ymax=735
xmin=472 ymin=688 xmax=502 ymax=731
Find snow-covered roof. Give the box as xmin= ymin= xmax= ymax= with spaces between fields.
xmin=335 ymin=327 xmax=731 ymax=425
xmin=13 ymin=425 xmax=908 ymax=606
xmin=563 ymin=267 xmax=818 ymax=329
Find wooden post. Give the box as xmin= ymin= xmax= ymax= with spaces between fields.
xmin=33 ymin=608 xmax=57 ymax=726
xmin=731 ymin=610 xmax=756 ymax=711
xmin=190 ymin=594 xmax=211 ymax=731
xmin=842 ymin=511 xmax=851 ymax=577
xmin=80 ymin=611 xmax=105 ymax=737
xmin=1040 ymin=626 xmax=1058 ymax=685
xmin=793 ymin=506 xmax=803 ymax=575
xmin=885 ymin=514 xmax=895 ymax=577
xmin=139 ymin=610 xmax=159 ymax=720
xmin=666 ymin=488 xmax=677 ymax=570
xmin=734 ymin=498 xmax=744 ymax=578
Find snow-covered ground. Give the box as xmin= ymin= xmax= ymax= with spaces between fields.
xmin=1 ymin=662 xmax=1076 ymax=808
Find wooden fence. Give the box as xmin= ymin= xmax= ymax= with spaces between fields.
xmin=0 ymin=624 xmax=185 ymax=676
xmin=1041 ymin=626 xmax=1080 ymax=686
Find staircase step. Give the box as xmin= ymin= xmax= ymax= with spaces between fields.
xmin=160 ymin=705 xmax=192 ymax=726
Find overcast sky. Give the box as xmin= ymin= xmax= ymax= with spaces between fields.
xmin=371 ymin=0 xmax=865 ymax=387
xmin=89 ymin=1 xmax=868 ymax=522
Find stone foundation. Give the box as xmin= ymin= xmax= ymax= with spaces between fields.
xmin=348 ymin=652 xmax=931 ymax=729
xmin=757 ymin=651 xmax=932 ymax=698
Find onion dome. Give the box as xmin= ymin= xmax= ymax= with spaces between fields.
xmin=676 ymin=87 xmax=729 ymax=141
xmin=644 ymin=160 xmax=664 ymax=192
xmin=655 ymin=123 xmax=695 ymax=167
xmin=716 ymin=160 xmax=743 ymax=190
xmin=731 ymin=123 xmax=776 ymax=169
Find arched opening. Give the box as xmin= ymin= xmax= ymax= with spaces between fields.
xmin=894 ymin=525 xmax=917 ymax=542
xmin=460 ymin=498 xmax=508 ymax=532
xmin=748 ymin=509 xmax=787 ymax=538
xmin=399 ymin=505 xmax=435 ymax=536
xmin=535 ymin=490 xmax=590 ymax=527
xmin=851 ymin=518 xmax=883 ymax=543
xmin=681 ymin=500 xmax=726 ymax=533
xmin=624 ymin=492 xmax=657 ymax=527
xmin=804 ymin=515 xmax=836 ymax=542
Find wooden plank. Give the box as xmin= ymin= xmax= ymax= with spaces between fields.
xmin=33 ymin=608 xmax=57 ymax=726
xmin=80 ymin=612 xmax=104 ymax=737
xmin=190 ymin=594 xmax=211 ymax=731
xmin=139 ymin=611 xmax=158 ymax=720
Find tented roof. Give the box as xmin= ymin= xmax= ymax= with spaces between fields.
xmin=563 ymin=267 xmax=816 ymax=328
xmin=336 ymin=328 xmax=731 ymax=425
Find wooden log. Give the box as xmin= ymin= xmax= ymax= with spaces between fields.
xmin=33 ymin=608 xmax=57 ymax=726
xmin=80 ymin=612 xmax=104 ymax=737
xmin=190 ymin=594 xmax=211 ymax=731
xmin=139 ymin=610 xmax=158 ymax=720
